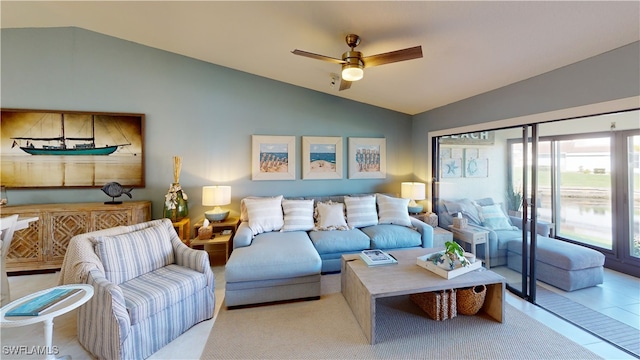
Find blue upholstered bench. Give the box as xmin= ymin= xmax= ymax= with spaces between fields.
xmin=506 ymin=235 xmax=605 ymax=291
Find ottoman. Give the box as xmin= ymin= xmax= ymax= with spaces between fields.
xmin=507 ymin=235 xmax=604 ymax=291
xmin=225 ymin=231 xmax=322 ymax=307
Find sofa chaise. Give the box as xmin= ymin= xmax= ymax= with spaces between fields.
xmin=225 ymin=194 xmax=434 ymax=307
xmin=59 ymin=219 xmax=215 ymax=360
xmin=437 ymin=197 xmax=604 ymax=291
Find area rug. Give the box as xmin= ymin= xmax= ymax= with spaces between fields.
xmin=201 ymin=293 xmax=601 ymax=359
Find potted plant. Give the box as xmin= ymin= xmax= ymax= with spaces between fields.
xmin=506 ymin=182 xmax=523 ymax=217
xmin=432 ymin=241 xmax=470 ymax=270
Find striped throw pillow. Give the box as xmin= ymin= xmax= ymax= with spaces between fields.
xmin=282 ymin=199 xmax=315 ymax=232
xmin=376 ymin=194 xmax=412 ymax=227
xmin=344 ymin=195 xmax=378 ymax=228
xmin=244 ymin=195 xmax=284 ymax=235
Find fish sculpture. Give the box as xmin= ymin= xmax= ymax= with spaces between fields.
xmin=101 ymin=182 xmax=133 ymax=204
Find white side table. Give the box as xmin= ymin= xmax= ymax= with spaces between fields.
xmin=1 ymin=284 xmax=94 ymax=360
xmin=448 ymin=224 xmax=490 ymax=268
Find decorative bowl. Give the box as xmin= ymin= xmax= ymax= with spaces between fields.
xmin=205 ymin=210 xmax=229 ymax=222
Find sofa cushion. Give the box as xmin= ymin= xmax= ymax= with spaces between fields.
xmin=119 ymin=264 xmax=207 ymax=325
xmin=314 ymin=201 xmax=349 ymax=231
xmin=244 ymin=195 xmax=284 ymax=235
xmin=92 ymin=225 xmax=174 ymax=285
xmin=281 ymin=199 xmax=315 ymax=232
xmin=225 ymin=231 xmax=321 ymax=283
xmin=479 ymin=204 xmax=516 ymax=230
xmin=361 ymin=224 xmax=421 ymax=249
xmin=376 ymin=194 xmax=411 ymax=227
xmin=308 ymin=229 xmax=371 ymax=254
xmin=344 ymin=195 xmax=378 ymax=228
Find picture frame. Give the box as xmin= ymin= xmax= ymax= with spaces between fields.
xmin=465 ymin=157 xmax=489 ymax=177
xmin=440 ymin=158 xmax=462 ymax=178
xmin=302 ymin=136 xmax=342 ymax=180
xmin=348 ymin=137 xmax=386 ymax=179
xmin=1 ymin=109 xmax=145 ymax=188
xmin=251 ymin=135 xmax=296 ymax=181
xmin=464 ymin=147 xmax=488 ymax=177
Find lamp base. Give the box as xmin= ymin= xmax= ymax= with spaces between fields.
xmin=205 ymin=209 xmax=229 ymax=222
xmin=408 ymin=205 xmax=424 ymax=214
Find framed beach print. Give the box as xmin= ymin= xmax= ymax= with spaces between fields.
xmin=251 ymin=135 xmax=296 ymax=181
xmin=302 ymin=136 xmax=343 ymax=180
xmin=440 ymin=158 xmax=462 ymax=178
xmin=348 ymin=137 xmax=386 ymax=179
xmin=1 ymin=109 xmax=144 ymax=188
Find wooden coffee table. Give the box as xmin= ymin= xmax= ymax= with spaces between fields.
xmin=341 ymin=248 xmax=505 ymax=344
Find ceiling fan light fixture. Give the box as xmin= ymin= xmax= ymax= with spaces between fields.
xmin=342 ymin=64 xmax=364 ymax=81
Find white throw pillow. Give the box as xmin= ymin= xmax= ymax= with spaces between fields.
xmin=376 ymin=194 xmax=412 ymax=227
xmin=281 ymin=199 xmax=315 ymax=232
xmin=314 ymin=201 xmax=349 ymax=231
xmin=243 ymin=195 xmax=284 ymax=235
xmin=344 ymin=195 xmax=378 ymax=228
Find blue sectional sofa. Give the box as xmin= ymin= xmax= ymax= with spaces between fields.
xmin=224 ymin=194 xmax=434 ymax=307
xmin=437 ymin=197 xmax=604 ymax=291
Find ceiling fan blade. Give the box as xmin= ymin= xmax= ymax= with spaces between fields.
xmin=291 ymin=49 xmax=345 ymax=65
xmin=362 ymin=46 xmax=423 ymax=68
xmin=339 ymin=78 xmax=352 ymax=91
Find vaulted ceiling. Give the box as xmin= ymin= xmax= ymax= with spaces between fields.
xmin=2 ymin=1 xmax=639 ymax=115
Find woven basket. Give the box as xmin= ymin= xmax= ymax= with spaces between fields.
xmin=456 ymin=285 xmax=486 ymax=315
xmin=410 ymin=289 xmax=457 ymax=321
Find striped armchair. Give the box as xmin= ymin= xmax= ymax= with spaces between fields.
xmin=61 ymin=219 xmax=215 ymax=360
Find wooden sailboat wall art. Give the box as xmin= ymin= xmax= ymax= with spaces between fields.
xmin=1 ymin=109 xmax=145 ymax=188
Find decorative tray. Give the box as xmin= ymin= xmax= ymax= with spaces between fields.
xmin=417 ymin=252 xmax=482 ymax=279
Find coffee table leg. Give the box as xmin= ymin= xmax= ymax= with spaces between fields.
xmin=342 ymin=263 xmax=375 ymax=344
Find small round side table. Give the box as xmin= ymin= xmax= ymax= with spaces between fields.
xmin=1 ymin=284 xmax=94 ymax=360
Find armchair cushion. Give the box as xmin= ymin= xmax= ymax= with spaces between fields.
xmin=92 ymin=225 xmax=174 ymax=285
xmin=119 ymin=264 xmax=208 ymax=325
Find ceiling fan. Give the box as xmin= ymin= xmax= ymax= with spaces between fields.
xmin=292 ymin=34 xmax=423 ymax=91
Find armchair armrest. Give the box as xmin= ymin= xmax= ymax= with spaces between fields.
xmin=172 ymin=239 xmax=215 ymax=290
xmin=233 ymin=222 xmax=253 ymax=249
xmin=78 ymin=269 xmax=131 ymax=360
xmin=410 ymin=217 xmax=434 ymax=248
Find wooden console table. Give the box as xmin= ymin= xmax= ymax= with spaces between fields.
xmin=2 ymin=201 xmax=151 ymax=272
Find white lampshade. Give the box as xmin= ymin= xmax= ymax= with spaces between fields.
xmin=202 ymin=186 xmax=231 ymax=221
xmin=401 ymin=182 xmax=426 ymax=201
xmin=202 ymin=186 xmax=231 ymax=206
xmin=401 ymin=182 xmax=426 ymax=213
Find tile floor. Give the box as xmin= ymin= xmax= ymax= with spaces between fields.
xmin=1 ymin=265 xmax=638 ymax=359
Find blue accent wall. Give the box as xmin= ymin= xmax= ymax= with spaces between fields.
xmin=1 ymin=27 xmax=414 ymax=219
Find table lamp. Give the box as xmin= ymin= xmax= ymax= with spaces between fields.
xmin=401 ymin=182 xmax=425 ymax=214
xmin=202 ymin=185 xmax=231 ymax=222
